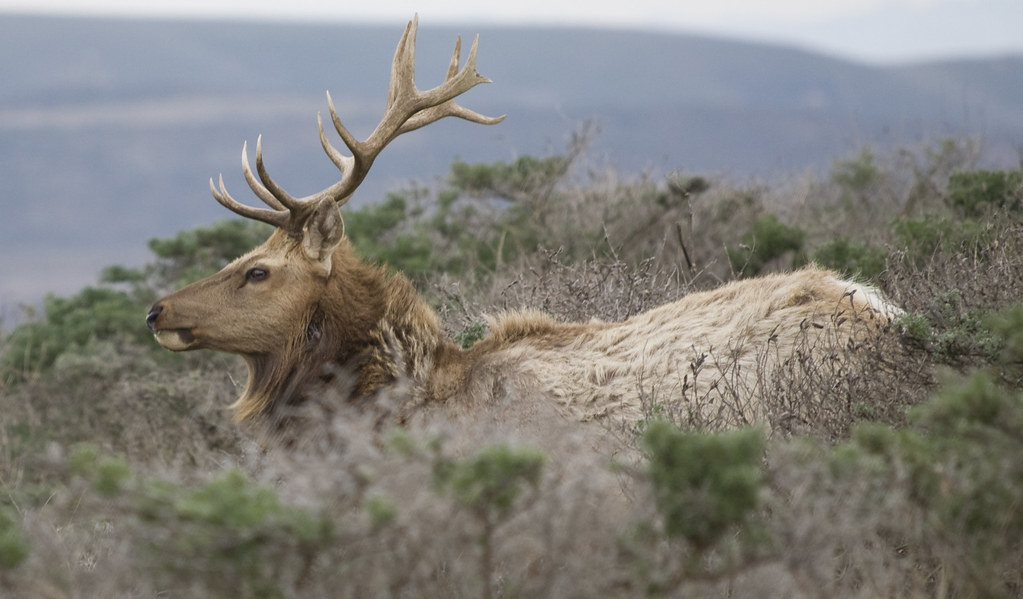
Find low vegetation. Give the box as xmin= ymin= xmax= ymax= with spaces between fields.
xmin=2 ymin=135 xmax=1022 ymax=597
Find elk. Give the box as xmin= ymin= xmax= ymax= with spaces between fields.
xmin=147 ymin=17 xmax=901 ymax=430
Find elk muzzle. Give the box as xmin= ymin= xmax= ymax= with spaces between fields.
xmin=146 ymin=302 xmax=199 ymax=351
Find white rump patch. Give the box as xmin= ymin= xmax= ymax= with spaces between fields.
xmin=836 ymin=277 xmax=904 ymax=320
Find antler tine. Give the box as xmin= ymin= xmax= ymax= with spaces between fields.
xmin=319 ymin=95 xmax=357 ymax=177
xmin=396 ymin=34 xmax=506 ymax=135
xmin=386 ymin=17 xmax=418 ymax=113
xmin=313 ymin=15 xmax=505 ymax=208
xmin=446 ymin=35 xmax=461 ymax=80
xmin=210 ymin=173 xmax=289 ymax=230
xmin=242 ymin=137 xmax=287 ymax=211
xmin=315 ymin=106 xmax=357 ymax=204
xmin=253 ymin=136 xmax=306 ymax=212
xmin=209 ymin=138 xmax=324 ymax=236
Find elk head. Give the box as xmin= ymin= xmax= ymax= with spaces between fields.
xmin=146 ymin=17 xmax=504 ymax=384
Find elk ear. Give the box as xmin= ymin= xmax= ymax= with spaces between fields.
xmin=302 ymin=198 xmax=345 ymax=266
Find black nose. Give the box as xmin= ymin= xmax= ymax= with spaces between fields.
xmin=146 ymin=304 xmax=163 ymax=332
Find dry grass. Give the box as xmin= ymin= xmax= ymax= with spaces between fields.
xmin=6 ymin=369 xmax=1006 ymax=598
xmin=0 ymin=285 xmax=1011 ymax=598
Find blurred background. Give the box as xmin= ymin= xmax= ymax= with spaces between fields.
xmin=1 ymin=0 xmax=1021 ymax=316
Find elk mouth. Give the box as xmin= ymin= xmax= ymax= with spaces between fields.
xmin=153 ymin=328 xmax=198 ymax=351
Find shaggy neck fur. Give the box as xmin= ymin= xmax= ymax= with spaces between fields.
xmin=232 ymin=242 xmax=456 ymax=423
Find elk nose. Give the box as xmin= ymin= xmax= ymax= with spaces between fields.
xmin=146 ymin=304 xmax=163 ymax=332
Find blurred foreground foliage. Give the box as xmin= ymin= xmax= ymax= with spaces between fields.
xmin=2 ymin=135 xmax=1023 ymax=596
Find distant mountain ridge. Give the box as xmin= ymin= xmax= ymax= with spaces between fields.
xmin=1 ymin=14 xmax=1021 ymax=312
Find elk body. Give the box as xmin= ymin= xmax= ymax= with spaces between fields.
xmin=147 ymin=18 xmax=900 ymax=429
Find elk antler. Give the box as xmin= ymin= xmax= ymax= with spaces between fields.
xmin=211 ymin=15 xmax=505 ymax=238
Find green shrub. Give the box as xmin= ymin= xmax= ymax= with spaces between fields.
xmin=69 ymin=444 xmax=132 ymax=497
xmin=364 ymin=495 xmax=398 ymax=529
xmin=432 ymin=444 xmax=546 ymax=522
xmin=640 ymin=420 xmax=765 ymax=550
xmin=896 ymin=311 xmax=933 ymax=349
xmin=845 ymin=370 xmax=1023 ymax=595
xmin=985 ymin=303 xmax=1023 ymax=371
xmin=831 ymin=148 xmax=883 ymax=199
xmin=812 ymin=237 xmax=888 ymax=280
xmin=946 ymin=169 xmax=1023 ymax=218
xmin=0 ymin=507 xmax=28 ymax=571
xmin=431 ymin=444 xmax=546 ymax=599
xmin=897 ymin=290 xmax=1005 ymax=363
xmin=69 ymin=445 xmax=335 ymax=598
xmin=893 ymin=216 xmax=991 ymax=267
xmin=1 ymin=287 xmax=146 ymax=380
xmin=342 ymin=153 xmax=581 ymax=277
xmin=455 ymin=320 xmax=488 ymax=349
xmin=450 ymin=155 xmax=571 ymax=204
xmin=170 ymin=469 xmax=329 ymax=541
xmin=726 ymin=214 xmax=805 ymax=277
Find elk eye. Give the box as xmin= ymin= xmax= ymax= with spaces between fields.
xmin=245 ymin=267 xmax=269 ymax=283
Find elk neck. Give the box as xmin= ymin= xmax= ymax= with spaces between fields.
xmin=233 ymin=241 xmax=460 ymax=423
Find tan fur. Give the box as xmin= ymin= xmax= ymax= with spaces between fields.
xmin=150 ymin=231 xmax=899 ymax=428
xmin=460 ymin=268 xmax=898 ymax=425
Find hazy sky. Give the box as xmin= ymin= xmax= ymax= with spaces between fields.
xmin=1 ymin=0 xmax=1020 ymax=63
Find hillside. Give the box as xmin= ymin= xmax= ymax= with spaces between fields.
xmin=1 ymin=14 xmax=1021 ymax=311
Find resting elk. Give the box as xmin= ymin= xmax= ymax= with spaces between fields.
xmin=146 ymin=17 xmax=901 ymax=430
